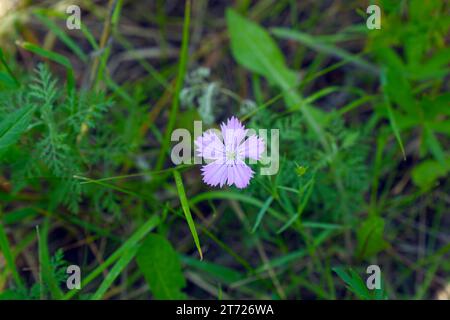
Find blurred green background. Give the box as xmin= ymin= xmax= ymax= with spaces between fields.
xmin=0 ymin=0 xmax=448 ymax=300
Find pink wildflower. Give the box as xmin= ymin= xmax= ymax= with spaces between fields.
xmin=194 ymin=117 xmax=265 ymax=189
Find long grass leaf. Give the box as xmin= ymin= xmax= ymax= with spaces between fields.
xmin=17 ymin=41 xmax=75 ymax=93
xmin=155 ymin=0 xmax=191 ymax=170
xmin=34 ymin=11 xmax=88 ymax=62
xmin=251 ymin=196 xmax=273 ymax=233
xmin=0 ymin=48 xmax=19 ymax=87
xmin=37 ymin=220 xmax=63 ymax=299
xmin=384 ymin=95 xmax=406 ymax=160
xmin=91 ymin=246 xmax=138 ymax=300
xmin=0 ymin=220 xmax=24 ymax=288
xmin=173 ymin=170 xmax=203 ymax=259
xmin=0 ymin=105 xmax=35 ymax=157
xmin=272 ymin=28 xmax=378 ymax=74
xmin=62 ymin=215 xmax=160 ymax=300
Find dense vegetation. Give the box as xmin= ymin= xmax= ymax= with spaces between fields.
xmin=0 ymin=0 xmax=448 ymax=300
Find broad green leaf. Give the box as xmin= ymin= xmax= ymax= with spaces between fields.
xmin=0 ymin=71 xmax=18 ymax=89
xmin=226 ymin=9 xmax=297 ymax=87
xmin=423 ymin=93 xmax=450 ymax=118
xmin=0 ymin=105 xmax=34 ymax=158
xmin=173 ymin=170 xmax=203 ymax=259
xmin=226 ymin=8 xmax=329 ymax=151
xmin=380 ymin=71 xmax=406 ymax=160
xmin=0 ymin=290 xmax=26 ymax=300
xmin=412 ymin=159 xmax=449 ymax=189
xmin=136 ymin=233 xmax=186 ymax=299
xmin=404 ymin=31 xmax=426 ymax=68
xmin=432 ymin=121 xmax=450 ymax=135
xmin=424 ymin=124 xmax=446 ymax=166
xmin=408 ymin=46 xmax=450 ymax=80
xmin=356 ymin=216 xmax=389 ymax=259
xmin=333 ymin=267 xmax=371 ymax=299
xmin=409 ymin=0 xmax=442 ymax=22
xmin=377 ymin=48 xmax=416 ymax=112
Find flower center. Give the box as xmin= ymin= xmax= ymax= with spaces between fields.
xmin=226 ymin=151 xmax=237 ymax=161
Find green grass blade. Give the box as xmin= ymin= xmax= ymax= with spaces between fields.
xmin=37 ymin=220 xmax=63 ymax=299
xmin=180 ymin=255 xmax=244 ymax=284
xmin=251 ymin=196 xmax=273 ymax=233
xmin=190 ymin=191 xmax=286 ymax=222
xmin=17 ymin=41 xmax=71 ymax=69
xmin=384 ymin=95 xmax=406 ymax=160
xmin=34 ymin=11 xmax=88 ymax=62
xmin=424 ymin=123 xmax=446 ymax=166
xmin=155 ymin=0 xmax=191 ymax=170
xmin=0 ymin=219 xmax=24 ymax=288
xmin=0 ymin=71 xmax=18 ymax=88
xmin=277 ymin=177 xmax=315 ymax=233
xmin=0 ymin=105 xmax=35 ymax=158
xmin=62 ymin=215 xmax=160 ymax=300
xmin=333 ymin=267 xmax=372 ymax=300
xmin=91 ymin=246 xmax=138 ymax=300
xmin=272 ymin=28 xmax=378 ymax=74
xmin=31 ymin=8 xmax=99 ymax=50
xmin=17 ymin=41 xmax=75 ymax=93
xmin=94 ymin=0 xmax=124 ymax=86
xmin=173 ymin=170 xmax=203 ymax=260
xmin=0 ymin=48 xmax=20 ymax=87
